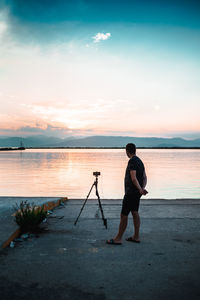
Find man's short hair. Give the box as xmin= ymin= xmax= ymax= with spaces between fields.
xmin=126 ymin=143 xmax=136 ymax=154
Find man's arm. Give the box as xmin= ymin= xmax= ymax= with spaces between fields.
xmin=142 ymin=169 xmax=147 ymax=189
xmin=130 ymin=170 xmax=148 ymax=195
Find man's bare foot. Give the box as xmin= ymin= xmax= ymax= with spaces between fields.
xmin=113 ymin=237 xmax=122 ymax=243
xmin=106 ymin=239 xmax=122 ymax=245
xmin=126 ymin=237 xmax=140 ymax=243
xmin=133 ymin=236 xmax=140 ymax=242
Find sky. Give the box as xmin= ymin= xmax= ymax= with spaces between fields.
xmin=0 ymin=0 xmax=200 ymax=139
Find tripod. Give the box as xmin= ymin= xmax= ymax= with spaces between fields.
xmin=74 ymin=174 xmax=107 ymax=229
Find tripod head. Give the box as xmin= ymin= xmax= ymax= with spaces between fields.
xmin=93 ymin=171 xmax=101 ymax=177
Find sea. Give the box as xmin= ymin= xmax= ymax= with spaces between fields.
xmin=0 ymin=149 xmax=199 ymax=200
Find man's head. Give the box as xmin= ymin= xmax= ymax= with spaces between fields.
xmin=126 ymin=143 xmax=136 ymax=158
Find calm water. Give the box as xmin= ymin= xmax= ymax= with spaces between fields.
xmin=0 ymin=149 xmax=200 ymax=199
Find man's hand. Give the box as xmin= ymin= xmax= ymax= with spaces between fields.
xmin=130 ymin=170 xmax=148 ymax=196
xmin=142 ymin=188 xmax=148 ymax=195
xmin=139 ymin=188 xmax=148 ymax=195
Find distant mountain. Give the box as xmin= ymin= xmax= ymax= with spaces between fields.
xmin=48 ymin=136 xmax=200 ymax=148
xmin=0 ymin=135 xmax=200 ymax=148
xmin=0 ymin=135 xmax=66 ymax=147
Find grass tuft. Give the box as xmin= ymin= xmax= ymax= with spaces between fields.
xmin=14 ymin=200 xmax=47 ymax=233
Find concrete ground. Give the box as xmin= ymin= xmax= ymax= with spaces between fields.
xmin=0 ymin=198 xmax=200 ymax=300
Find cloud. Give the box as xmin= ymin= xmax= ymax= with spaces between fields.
xmin=0 ymin=18 xmax=7 ymax=39
xmin=154 ymin=105 xmax=160 ymax=111
xmin=0 ymin=123 xmax=96 ymax=138
xmin=0 ymin=7 xmax=9 ymax=41
xmin=1 ymin=4 xmax=200 ymax=139
xmin=92 ymin=32 xmax=111 ymax=43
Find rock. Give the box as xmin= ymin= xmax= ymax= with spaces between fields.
xmin=21 ymin=233 xmax=29 ymax=239
xmin=10 ymin=241 xmax=15 ymax=248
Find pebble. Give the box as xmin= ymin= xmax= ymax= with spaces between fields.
xmin=10 ymin=241 xmax=15 ymax=248
xmin=21 ymin=233 xmax=29 ymax=239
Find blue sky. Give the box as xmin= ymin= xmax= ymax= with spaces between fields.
xmin=2 ymin=0 xmax=200 ymax=25
xmin=0 ymin=0 xmax=200 ymax=138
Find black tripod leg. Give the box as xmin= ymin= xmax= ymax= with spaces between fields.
xmin=95 ymin=187 xmax=107 ymax=229
xmin=74 ymin=183 xmax=95 ymax=225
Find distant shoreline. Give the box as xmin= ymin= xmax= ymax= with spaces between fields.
xmin=0 ymin=147 xmax=26 ymax=151
xmin=1 ymin=146 xmax=200 ymax=151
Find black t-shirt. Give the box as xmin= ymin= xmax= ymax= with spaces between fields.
xmin=124 ymin=155 xmax=145 ymax=194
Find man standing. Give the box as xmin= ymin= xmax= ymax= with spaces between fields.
xmin=107 ymin=143 xmax=148 ymax=245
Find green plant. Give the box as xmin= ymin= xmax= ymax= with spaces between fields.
xmin=14 ymin=201 xmax=47 ymax=233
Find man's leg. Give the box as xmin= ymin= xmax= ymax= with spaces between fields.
xmin=107 ymin=199 xmax=130 ymax=244
xmin=113 ymin=214 xmax=128 ymax=243
xmin=131 ymin=211 xmax=140 ymax=241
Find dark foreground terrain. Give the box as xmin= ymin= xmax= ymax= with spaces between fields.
xmin=0 ymin=198 xmax=200 ymax=300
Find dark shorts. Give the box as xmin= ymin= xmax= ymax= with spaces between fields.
xmin=121 ymin=191 xmax=141 ymax=216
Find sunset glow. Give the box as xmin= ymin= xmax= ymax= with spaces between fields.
xmin=0 ymin=1 xmax=200 ymax=138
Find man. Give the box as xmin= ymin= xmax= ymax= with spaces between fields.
xmin=107 ymin=143 xmax=148 ymax=245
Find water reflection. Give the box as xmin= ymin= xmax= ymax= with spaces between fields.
xmin=0 ymin=149 xmax=199 ymax=199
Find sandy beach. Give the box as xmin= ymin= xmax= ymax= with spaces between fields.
xmin=0 ymin=197 xmax=200 ymax=299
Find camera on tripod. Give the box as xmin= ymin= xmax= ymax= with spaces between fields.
xmin=74 ymin=170 xmax=107 ymax=228
xmin=93 ymin=171 xmax=101 ymax=177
